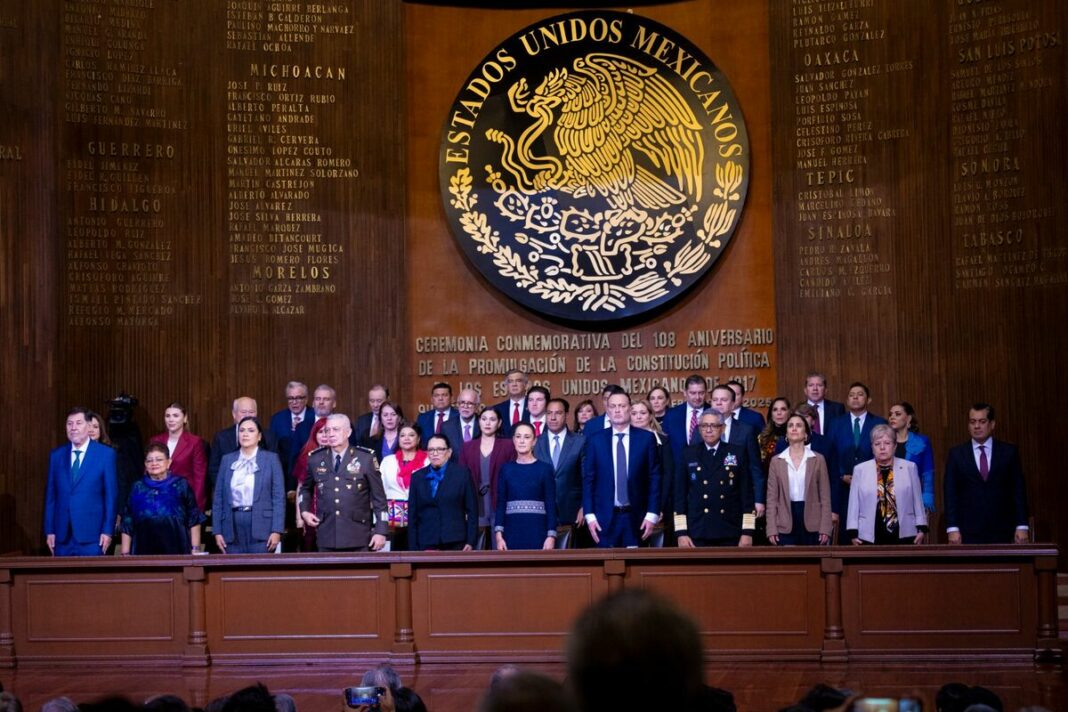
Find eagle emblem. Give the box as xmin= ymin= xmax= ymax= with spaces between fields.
xmin=440 ymin=11 xmax=749 ymax=321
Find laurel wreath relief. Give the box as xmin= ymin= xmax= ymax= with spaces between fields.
xmin=448 ymin=160 xmax=743 ymax=313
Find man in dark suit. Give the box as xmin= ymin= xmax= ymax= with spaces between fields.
xmin=268 ymin=381 xmax=314 ymax=488
xmin=299 ymin=414 xmax=388 ymax=552
xmin=662 ymin=375 xmax=709 ymax=465
xmin=408 ymin=434 xmax=477 ymax=551
xmin=351 ymin=384 xmax=388 ymax=446
xmin=803 ymin=372 xmax=845 ymax=436
xmin=826 ymin=382 xmax=886 ymax=520
xmin=582 ymin=391 xmax=661 ymax=548
xmin=944 ymin=403 xmax=1029 ymax=544
xmin=534 ymin=398 xmax=585 ymax=529
xmin=44 ymin=407 xmax=119 ymax=556
xmin=583 ymin=384 xmax=624 ymax=435
xmin=452 ymin=388 xmax=481 ymax=445
xmin=710 ymin=385 xmax=765 ymax=518
xmin=207 ymin=396 xmax=277 ymax=490
xmin=674 ymin=410 xmax=755 ymax=547
xmin=727 ymin=380 xmax=766 ymax=431
xmin=416 ymin=382 xmax=460 ymax=449
xmin=492 ymin=369 xmax=529 ymax=437
xmin=526 ymin=385 xmax=550 ymax=437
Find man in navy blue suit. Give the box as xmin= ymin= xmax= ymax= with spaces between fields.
xmin=416 ymin=382 xmax=459 ymax=448
xmin=268 ymin=381 xmax=314 ymax=488
xmin=709 ymin=385 xmax=765 ymax=518
xmin=662 ymin=375 xmax=709 ymax=465
xmin=827 ymin=382 xmax=886 ymax=520
xmin=944 ymin=403 xmax=1029 ymax=545
xmin=803 ymin=372 xmax=845 ymax=437
xmin=582 ymin=391 xmax=661 ymax=548
xmin=44 ymin=407 xmax=118 ymax=556
xmin=492 ymin=369 xmax=529 ymax=438
xmin=726 ymin=380 xmax=765 ymax=431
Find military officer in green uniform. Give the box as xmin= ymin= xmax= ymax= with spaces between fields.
xmin=299 ymin=414 xmax=388 ymax=552
xmin=674 ymin=410 xmax=755 ymax=547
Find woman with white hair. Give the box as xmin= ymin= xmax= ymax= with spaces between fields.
xmin=845 ymin=424 xmax=928 ymax=545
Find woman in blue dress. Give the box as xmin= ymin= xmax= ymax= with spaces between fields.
xmin=494 ymin=423 xmax=557 ymax=551
xmin=888 ymin=402 xmax=936 ymax=513
xmin=120 ymin=443 xmax=205 ymax=555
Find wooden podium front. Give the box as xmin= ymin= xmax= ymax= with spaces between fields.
xmin=0 ymin=547 xmax=1059 ymax=668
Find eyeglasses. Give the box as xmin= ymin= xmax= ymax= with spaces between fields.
xmin=699 ymin=423 xmax=724 ymax=430
xmin=145 ymin=458 xmax=168 ymax=464
xmin=426 ymin=447 xmax=449 ymax=453
xmin=457 ymin=401 xmax=477 ymax=407
xmin=287 ymin=395 xmax=307 ymax=401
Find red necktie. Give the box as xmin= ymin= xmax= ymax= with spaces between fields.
xmin=812 ymin=404 xmax=821 ymax=435
xmin=688 ymin=409 xmax=698 ymax=444
xmin=436 ymin=411 xmax=444 ymax=434
xmin=534 ymin=421 xmax=542 ymax=437
xmin=978 ymin=444 xmax=989 ymax=480
xmin=512 ymin=402 xmax=520 ymax=425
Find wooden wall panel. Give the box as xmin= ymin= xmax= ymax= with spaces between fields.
xmin=769 ymin=1 xmax=1068 ymax=553
xmin=404 ymin=1 xmax=778 ymax=416
xmin=0 ymin=2 xmax=60 ymax=554
xmin=205 ymin=568 xmax=393 ymax=659
xmin=0 ymin=1 xmax=405 ymax=553
xmin=13 ymin=571 xmax=186 ymax=662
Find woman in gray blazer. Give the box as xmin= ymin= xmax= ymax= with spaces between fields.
xmin=213 ymin=416 xmax=285 ymax=553
xmin=845 ymin=424 xmax=927 ymax=545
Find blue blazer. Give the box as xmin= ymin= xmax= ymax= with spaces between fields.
xmin=827 ymin=412 xmax=887 ymax=515
xmin=212 ymin=449 xmax=286 ymax=544
xmin=534 ymin=429 xmax=585 ymax=525
xmin=902 ymin=432 xmax=936 ymax=511
xmin=492 ymin=399 xmax=529 ymax=438
xmin=581 ymin=427 xmax=661 ymax=536
xmin=44 ymin=439 xmax=118 ymax=544
xmin=943 ymin=439 xmax=1028 ymax=544
xmin=408 ymin=462 xmax=478 ymax=550
xmin=268 ymin=408 xmax=314 ymax=487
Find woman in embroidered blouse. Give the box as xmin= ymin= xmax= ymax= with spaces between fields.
xmin=120 ymin=443 xmax=204 ymax=555
xmin=213 ymin=416 xmax=285 ymax=553
xmin=888 ymin=401 xmax=936 ymax=513
xmin=378 ymin=422 xmax=427 ymax=551
xmin=494 ymin=423 xmax=557 ymax=551
xmin=757 ymin=397 xmax=792 ymax=474
xmin=765 ymin=414 xmax=832 ymax=545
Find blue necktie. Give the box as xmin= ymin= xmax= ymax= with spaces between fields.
xmin=71 ymin=450 xmax=83 ymax=482
xmin=852 ymin=417 xmax=861 ymax=448
xmin=551 ymin=435 xmax=561 ymax=469
xmin=615 ymin=433 xmax=629 ymax=507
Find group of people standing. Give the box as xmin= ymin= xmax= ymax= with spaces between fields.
xmin=42 ymin=369 xmax=1030 ymax=556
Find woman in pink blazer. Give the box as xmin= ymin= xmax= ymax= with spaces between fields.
xmin=149 ymin=402 xmax=209 ymax=512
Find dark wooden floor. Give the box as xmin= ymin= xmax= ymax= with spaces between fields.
xmin=2 ymin=663 xmax=1066 ymax=712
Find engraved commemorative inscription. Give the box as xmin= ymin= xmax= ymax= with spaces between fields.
xmin=439 ymin=11 xmax=750 ymax=322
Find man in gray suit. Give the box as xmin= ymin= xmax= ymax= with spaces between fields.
xmin=534 ymin=398 xmax=585 ymax=535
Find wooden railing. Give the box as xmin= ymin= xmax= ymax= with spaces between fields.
xmin=0 ymin=546 xmax=1060 ymax=668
